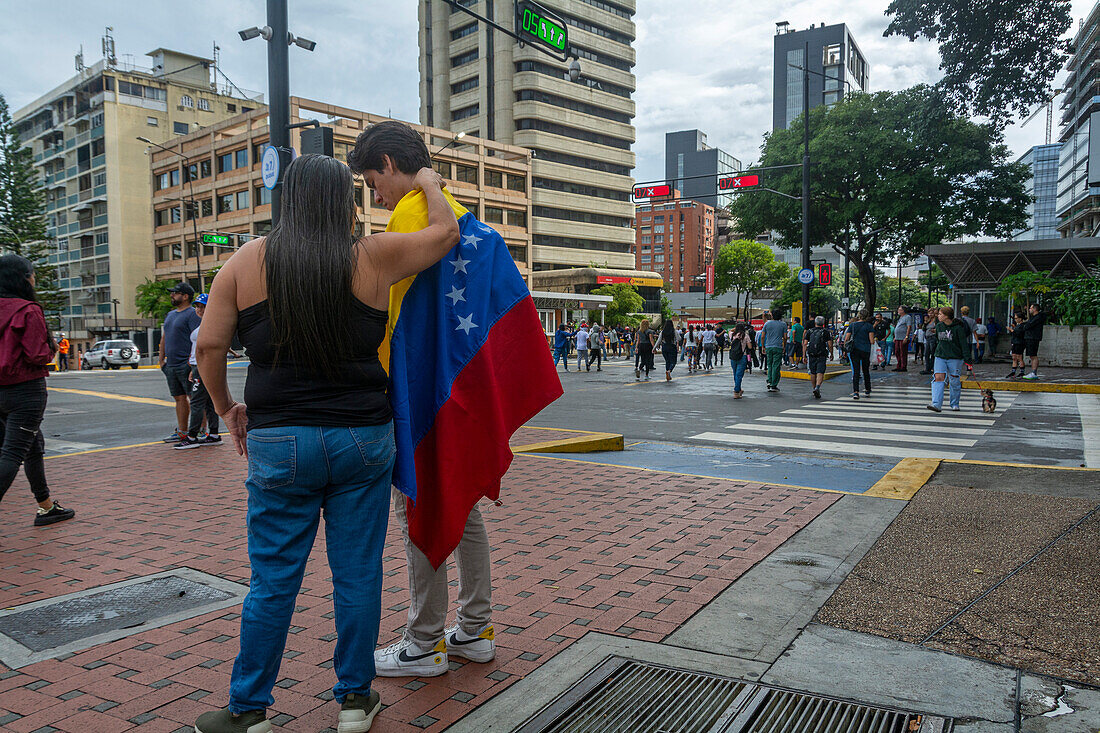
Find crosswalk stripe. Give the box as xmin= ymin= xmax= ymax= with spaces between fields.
xmin=689 ymin=432 xmax=966 ymax=460
xmin=723 ymin=422 xmax=978 ymax=446
xmin=777 ymin=407 xmax=996 ymax=425
xmin=750 ymin=416 xmax=990 ymax=436
xmin=802 ymin=400 xmax=999 ymax=416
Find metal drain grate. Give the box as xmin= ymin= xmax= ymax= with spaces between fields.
xmin=0 ymin=569 xmax=248 ymax=668
xmin=513 ymin=658 xmax=951 ymax=733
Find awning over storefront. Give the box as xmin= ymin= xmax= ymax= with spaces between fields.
xmin=927 ymin=238 xmax=1100 ymax=290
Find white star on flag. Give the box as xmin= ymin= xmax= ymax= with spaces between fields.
xmin=461 ymin=232 xmax=481 ymax=249
xmin=451 ymin=255 xmax=470 ymax=274
xmin=456 ymin=314 xmax=478 ymax=334
xmin=446 ymin=286 xmax=466 ymax=305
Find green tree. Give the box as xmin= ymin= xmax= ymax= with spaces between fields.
xmin=713 ymin=239 xmax=789 ymax=319
xmin=0 ymin=93 xmax=62 ymax=326
xmin=770 ymin=267 xmax=841 ymax=319
xmin=135 ymin=279 xmax=173 ymax=321
xmin=1051 ymin=267 xmax=1100 ymax=327
xmin=591 ymin=283 xmax=643 ymax=328
xmin=996 ymin=270 xmax=1059 ymax=308
xmin=730 ymin=86 xmax=1029 ymax=313
xmin=884 ymin=0 xmax=1071 ymax=125
xmin=659 ymin=295 xmax=674 ymax=322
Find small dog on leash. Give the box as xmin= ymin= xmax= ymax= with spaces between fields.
xmin=982 ymin=389 xmax=997 ymax=413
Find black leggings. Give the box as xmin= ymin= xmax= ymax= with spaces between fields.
xmin=187 ymin=367 xmax=220 ymax=438
xmin=662 ymin=346 xmax=678 ymax=372
xmin=0 ymin=378 xmax=51 ymax=504
xmin=851 ymin=350 xmax=871 ymax=393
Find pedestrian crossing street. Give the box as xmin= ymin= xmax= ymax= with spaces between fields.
xmin=690 ymin=385 xmax=1018 ymax=460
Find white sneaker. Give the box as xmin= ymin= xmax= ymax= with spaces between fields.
xmin=373 ymin=637 xmax=448 ymax=677
xmin=445 ymin=623 xmax=496 ymax=663
xmin=1022 ymin=372 xmax=1038 ymax=381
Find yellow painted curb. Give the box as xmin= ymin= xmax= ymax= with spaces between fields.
xmin=780 ymin=368 xmax=850 ymax=382
xmin=961 ymin=379 xmax=1100 ymax=394
xmin=943 ymin=458 xmax=1099 ymax=472
xmin=512 ymin=432 xmax=624 ymax=453
xmin=863 ymin=457 xmax=942 ymax=500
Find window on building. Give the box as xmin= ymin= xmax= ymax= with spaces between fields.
xmin=484 ymin=169 xmax=503 ymax=188
xmin=218 ymin=152 xmax=234 ymax=174
xmin=641 ymin=255 xmax=651 ymax=263
xmin=640 ymin=226 xmax=650 ymax=233
xmin=432 ymin=160 xmax=451 ymax=179
xmin=199 ymin=199 xmax=212 ymax=217
xmin=236 ymin=190 xmax=249 ymax=210
xmin=654 ymin=216 xmax=664 ymax=222
xmin=353 ymin=187 xmax=363 ymax=208
xmin=823 ymin=43 xmax=841 ymax=66
xmin=180 ymin=95 xmax=194 ymax=108
xmin=235 ymin=149 xmax=248 ymax=169
xmin=227 ymin=103 xmax=237 ymax=113
xmin=641 ymin=245 xmax=650 ymax=252
xmin=217 ymin=194 xmax=234 ymax=214
xmin=253 ymin=143 xmax=266 ymax=163
xmin=655 ymin=235 xmax=664 ymax=243
xmin=452 ymin=104 xmax=479 ymax=122
xmin=506 ymin=174 xmax=526 ymax=193
xmin=455 ymin=164 xmax=477 ymax=183
xmin=93 ymin=172 xmax=106 ymax=187
xmin=506 ymin=209 xmax=526 ymax=227
xmin=156 ymin=245 xmax=171 ymax=262
xmin=654 ymin=225 xmax=665 ymax=233
xmin=451 ymin=77 xmax=479 ymax=95
xmin=655 ymin=254 xmax=665 ymax=263
xmin=451 ymin=23 xmax=477 ymax=40
xmin=146 ymin=116 xmax=159 ymax=126
xmin=484 ymin=206 xmax=504 ymax=224
xmin=641 ymin=236 xmax=651 ymax=244
xmin=255 ymin=186 xmax=272 ymax=206
xmin=173 ymin=121 xmax=189 ymax=135
xmin=451 ymin=49 xmax=479 ymax=68
xmin=198 ymin=98 xmax=211 ymax=112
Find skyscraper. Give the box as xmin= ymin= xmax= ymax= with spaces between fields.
xmin=1014 ymin=144 xmax=1060 ymax=240
xmin=664 ymin=130 xmax=741 ymax=210
xmin=419 ymin=0 xmax=637 ymax=271
xmin=772 ymin=22 xmax=869 ymax=131
xmin=1056 ymin=1 xmax=1100 ymax=238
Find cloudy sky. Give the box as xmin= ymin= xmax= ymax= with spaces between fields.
xmin=2 ymin=0 xmax=1093 ymax=183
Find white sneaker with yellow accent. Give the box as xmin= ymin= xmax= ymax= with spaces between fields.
xmin=445 ymin=623 xmax=496 ymax=663
xmin=373 ymin=637 xmax=448 ymax=677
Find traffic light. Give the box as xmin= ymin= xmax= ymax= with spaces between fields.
xmin=817 ymin=263 xmax=832 ymax=287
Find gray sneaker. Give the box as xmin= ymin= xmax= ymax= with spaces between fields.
xmin=338 ymin=690 xmax=381 ymax=733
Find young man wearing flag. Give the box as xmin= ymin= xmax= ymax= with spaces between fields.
xmin=348 ymin=122 xmax=561 ymax=678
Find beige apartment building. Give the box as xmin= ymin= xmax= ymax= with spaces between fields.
xmin=418 ymin=0 xmax=636 ymax=272
xmin=13 ymin=44 xmax=264 ymax=340
xmin=150 ymin=98 xmax=532 ymax=283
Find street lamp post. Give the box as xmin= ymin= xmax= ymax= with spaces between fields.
xmin=111 ymin=298 xmax=120 ymax=334
xmin=800 ymin=42 xmax=811 ymax=324
xmin=431 ymin=132 xmax=466 ymax=161
xmin=138 ymin=136 xmax=204 ymax=290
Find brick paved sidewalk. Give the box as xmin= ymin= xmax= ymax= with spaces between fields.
xmin=0 ymin=441 xmax=837 ymax=732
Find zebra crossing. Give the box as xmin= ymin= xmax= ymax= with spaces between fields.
xmin=690 ymin=385 xmax=1018 ymax=460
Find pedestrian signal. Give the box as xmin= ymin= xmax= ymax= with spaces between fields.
xmin=817 ymin=263 xmax=832 ymax=286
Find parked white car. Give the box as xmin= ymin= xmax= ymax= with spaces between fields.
xmin=82 ymin=340 xmax=141 ymax=369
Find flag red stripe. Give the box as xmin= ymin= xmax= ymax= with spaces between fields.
xmin=407 ymin=296 xmax=563 ymax=568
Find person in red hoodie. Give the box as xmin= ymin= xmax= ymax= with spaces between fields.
xmin=0 ymin=254 xmax=74 ymax=525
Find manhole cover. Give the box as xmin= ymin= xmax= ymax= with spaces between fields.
xmin=0 ymin=569 xmax=248 ymax=668
xmin=513 ymin=658 xmax=951 ymax=733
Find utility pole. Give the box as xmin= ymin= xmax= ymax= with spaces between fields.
xmin=267 ymin=0 xmax=289 ymax=227
xmin=800 ymin=41 xmax=811 ymax=323
xmin=843 ymin=236 xmax=851 ymax=321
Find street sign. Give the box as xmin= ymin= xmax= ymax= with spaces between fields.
xmin=596 ymin=275 xmax=663 ymax=288
xmin=841 ymin=297 xmax=851 ymax=307
xmin=817 ymin=263 xmax=832 ymax=286
xmin=261 ymin=145 xmax=281 ymax=190
xmin=705 ymin=265 xmax=715 ymax=295
xmin=201 ymin=233 xmax=231 ymax=246
xmin=515 ymin=1 xmax=568 ymax=60
xmin=797 ymin=268 xmax=815 ymax=285
xmin=632 ymin=184 xmax=671 ymax=200
xmin=717 ymin=174 xmax=760 ymax=190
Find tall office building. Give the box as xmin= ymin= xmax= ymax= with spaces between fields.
xmin=1056 ymin=1 xmax=1100 ymax=238
xmin=664 ymin=129 xmax=741 ymax=210
xmin=1014 ymin=144 xmax=1060 ymax=240
xmin=772 ymin=22 xmax=869 ymax=131
xmin=419 ymin=0 xmax=637 ymax=271
xmin=14 ymin=41 xmax=262 ymax=339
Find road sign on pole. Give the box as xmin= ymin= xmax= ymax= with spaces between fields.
xmin=201 ymin=233 xmax=232 ymax=247
xmin=797 ymin=268 xmax=814 ymax=285
xmin=632 ymin=184 xmax=672 ymax=201
xmin=706 ymin=265 xmax=715 ymax=295
xmin=515 ymin=1 xmax=568 ymax=60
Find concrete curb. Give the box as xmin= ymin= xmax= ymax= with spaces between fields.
xmin=962 ymin=379 xmax=1100 ymax=394
xmin=780 ymin=368 xmax=849 ymax=382
xmin=865 ymin=456 xmax=1100 ymax=502
xmin=512 ymin=431 xmax=625 ymax=453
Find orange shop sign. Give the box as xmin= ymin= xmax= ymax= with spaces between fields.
xmin=597 ymin=275 xmax=663 ymax=288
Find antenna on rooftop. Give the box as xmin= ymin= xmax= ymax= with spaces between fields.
xmin=102 ymin=27 xmax=117 ymax=68
xmin=75 ymin=44 xmax=85 ymax=74
xmin=213 ymin=42 xmax=221 ymax=91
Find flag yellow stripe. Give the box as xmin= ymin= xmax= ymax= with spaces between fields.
xmin=377 ymin=189 xmax=468 ymax=374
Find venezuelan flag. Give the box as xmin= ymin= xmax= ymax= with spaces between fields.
xmin=382 ymin=189 xmax=562 ymax=568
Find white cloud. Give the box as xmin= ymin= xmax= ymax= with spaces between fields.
xmin=2 ymin=0 xmax=1092 ymax=180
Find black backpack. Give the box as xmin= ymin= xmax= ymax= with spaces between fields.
xmin=729 ymin=337 xmax=745 ymax=362
xmin=806 ymin=327 xmax=828 ymax=357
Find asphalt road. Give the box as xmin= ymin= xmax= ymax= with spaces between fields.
xmin=38 ymin=356 xmax=1096 ymax=479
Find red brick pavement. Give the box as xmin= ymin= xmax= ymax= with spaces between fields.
xmin=0 ymin=443 xmax=837 ymax=732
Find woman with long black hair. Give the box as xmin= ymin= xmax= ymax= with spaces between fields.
xmin=657 ymin=318 xmax=680 ymax=381
xmin=193 ymin=155 xmax=459 ymax=733
xmin=0 ymin=254 xmax=74 ymax=526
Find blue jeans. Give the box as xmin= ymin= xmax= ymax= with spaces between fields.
xmin=229 ymin=423 xmax=395 ymax=713
xmin=884 ymin=341 xmax=893 ymax=365
xmin=731 ymin=356 xmax=747 ymax=392
xmin=576 ymin=349 xmax=588 ymax=370
xmin=552 ymin=346 xmax=568 ymax=368
xmin=932 ymin=357 xmax=963 ymax=409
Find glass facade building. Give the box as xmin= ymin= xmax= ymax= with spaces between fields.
xmin=1056 ymin=2 xmax=1100 ymax=237
xmin=664 ymin=129 xmax=741 ymax=210
xmin=1014 ymin=144 xmax=1060 ymax=240
xmin=773 ymin=23 xmax=869 ymax=131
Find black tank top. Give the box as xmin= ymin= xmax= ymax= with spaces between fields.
xmin=237 ymin=299 xmax=392 ymax=431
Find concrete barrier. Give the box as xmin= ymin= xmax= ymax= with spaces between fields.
xmin=1035 ymin=325 xmax=1100 ymax=367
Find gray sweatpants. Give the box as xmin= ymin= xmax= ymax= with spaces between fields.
xmin=392 ymin=487 xmax=493 ymax=646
